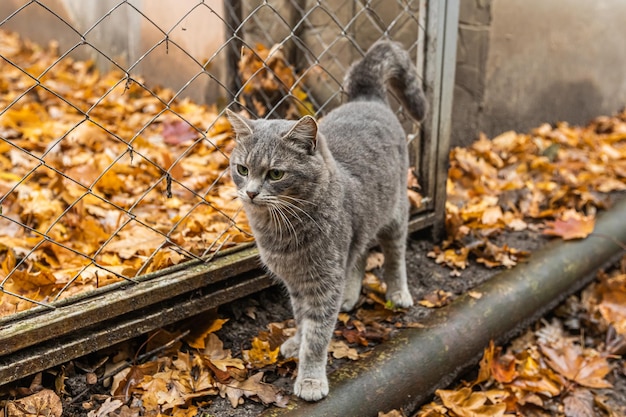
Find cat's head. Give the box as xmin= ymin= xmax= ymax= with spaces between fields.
xmin=226 ymin=109 xmax=325 ymax=210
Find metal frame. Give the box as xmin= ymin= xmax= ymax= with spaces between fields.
xmin=0 ymin=0 xmax=459 ymax=386
xmin=410 ymin=0 xmax=459 ymax=237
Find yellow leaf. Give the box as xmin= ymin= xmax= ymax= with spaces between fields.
xmin=185 ymin=317 xmax=229 ymax=350
xmin=243 ymin=337 xmax=280 ymax=369
xmin=436 ymin=387 xmax=508 ymax=417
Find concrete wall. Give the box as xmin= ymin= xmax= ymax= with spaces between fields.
xmin=0 ymin=0 xmax=227 ymax=104
xmin=3 ymin=0 xmax=625 ymax=146
xmin=452 ymin=0 xmax=626 ymax=146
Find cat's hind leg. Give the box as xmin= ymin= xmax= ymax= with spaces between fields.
xmin=378 ymin=215 xmax=414 ymax=308
xmin=340 ymin=251 xmax=366 ymax=312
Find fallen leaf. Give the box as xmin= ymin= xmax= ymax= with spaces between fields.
xmin=87 ymin=398 xmax=123 ymax=417
xmin=378 ymin=410 xmax=405 ymax=417
xmin=204 ymin=333 xmax=245 ymax=372
xmin=5 ymin=389 xmax=63 ymax=417
xmin=436 ymin=387 xmax=508 ymax=417
xmin=543 ymin=210 xmax=595 ymax=240
xmin=328 ymin=339 xmax=359 ymax=360
xmin=243 ymin=337 xmax=280 ymax=368
xmin=481 ymin=205 xmax=503 ymax=225
xmin=366 ymin=251 xmax=385 ymax=271
xmin=595 ymin=273 xmax=626 ymax=337
xmin=219 ymin=372 xmax=288 ymax=408
xmin=563 ymin=388 xmax=595 ymax=417
xmin=476 ymin=341 xmax=517 ymax=385
xmin=468 ymin=290 xmax=483 ymax=299
xmin=184 ymin=316 xmax=229 ymax=350
xmin=540 ymin=342 xmax=612 ymax=389
xmin=428 ymin=246 xmax=469 ymax=270
xmin=418 ymin=289 xmax=454 ymax=308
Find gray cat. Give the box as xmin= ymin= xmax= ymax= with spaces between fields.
xmin=226 ymin=40 xmax=426 ymax=401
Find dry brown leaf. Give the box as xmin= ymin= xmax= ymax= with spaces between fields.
xmin=328 ymin=339 xmax=360 ymax=360
xmin=468 ymin=290 xmax=483 ymax=299
xmin=595 ymin=273 xmax=626 ymax=337
xmin=415 ymin=402 xmax=448 ymax=417
xmin=563 ymin=388 xmax=595 ymax=417
xmin=511 ymin=349 xmax=563 ymax=397
xmin=436 ymin=387 xmax=508 ymax=417
xmin=540 ymin=342 xmax=612 ymax=389
xmin=203 ymin=333 xmax=245 ymax=372
xmin=418 ymin=289 xmax=454 ymax=309
xmin=87 ymin=398 xmax=123 ymax=417
xmin=219 ymin=372 xmax=288 ymax=408
xmin=476 ymin=341 xmax=517 ymax=385
xmin=543 ymin=210 xmax=595 ymax=240
xmin=4 ymin=389 xmax=63 ymax=417
xmin=428 ymin=246 xmax=469 ymax=270
xmin=378 ymin=410 xmax=406 ymax=417
xmin=366 ymin=251 xmax=385 ymax=271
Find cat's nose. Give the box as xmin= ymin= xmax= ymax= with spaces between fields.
xmin=246 ymin=190 xmax=259 ymax=200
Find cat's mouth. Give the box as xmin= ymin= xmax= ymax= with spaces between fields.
xmin=241 ymin=194 xmax=266 ymax=208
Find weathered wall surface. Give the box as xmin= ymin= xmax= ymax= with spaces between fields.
xmin=0 ymin=0 xmax=226 ymax=104
xmin=3 ymin=1 xmax=625 ymax=147
xmin=452 ymin=0 xmax=626 ymax=146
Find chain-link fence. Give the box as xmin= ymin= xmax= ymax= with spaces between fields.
xmin=0 ymin=0 xmax=458 ymax=385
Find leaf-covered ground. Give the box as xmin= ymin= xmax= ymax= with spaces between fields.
xmin=3 ymin=113 xmax=625 ymax=415
xmin=411 ymin=256 xmax=626 ymax=417
xmin=0 ymin=30 xmax=252 ymax=317
xmin=2 ymin=29 xmax=626 ymax=417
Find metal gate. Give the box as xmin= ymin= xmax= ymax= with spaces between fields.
xmin=0 ymin=0 xmax=458 ymax=385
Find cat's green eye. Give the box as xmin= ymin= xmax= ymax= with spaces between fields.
xmin=236 ymin=164 xmax=249 ymax=176
xmin=267 ymin=169 xmax=284 ymax=181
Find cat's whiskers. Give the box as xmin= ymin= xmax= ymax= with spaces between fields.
xmin=279 ymin=195 xmax=317 ymax=206
xmin=267 ymin=203 xmax=284 ymax=240
xmin=271 ymin=200 xmax=300 ymax=245
xmin=259 ymin=196 xmax=299 ymax=245
xmin=276 ymin=196 xmax=323 ymax=232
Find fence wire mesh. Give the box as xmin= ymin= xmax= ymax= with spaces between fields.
xmin=0 ymin=0 xmax=428 ymax=321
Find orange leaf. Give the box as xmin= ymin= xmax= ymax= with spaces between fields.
xmin=184 ymin=316 xmax=229 ymax=350
xmin=543 ymin=210 xmax=595 ymax=240
xmin=436 ymin=387 xmax=508 ymax=417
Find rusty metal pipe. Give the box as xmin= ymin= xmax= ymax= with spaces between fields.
xmin=261 ymin=196 xmax=626 ymax=417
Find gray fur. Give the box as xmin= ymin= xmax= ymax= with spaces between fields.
xmin=226 ymin=40 xmax=425 ymax=402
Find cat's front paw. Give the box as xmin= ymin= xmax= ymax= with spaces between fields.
xmin=280 ymin=336 xmax=300 ymax=358
xmin=388 ymin=290 xmax=414 ymax=308
xmin=294 ymin=376 xmax=329 ymax=401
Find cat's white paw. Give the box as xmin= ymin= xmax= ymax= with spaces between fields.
xmin=388 ymin=290 xmax=414 ymax=308
xmin=340 ymin=293 xmax=359 ymax=312
xmin=294 ymin=376 xmax=329 ymax=401
xmin=280 ymin=336 xmax=300 ymax=358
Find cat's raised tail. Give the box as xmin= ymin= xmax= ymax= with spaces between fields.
xmin=344 ymin=40 xmax=427 ymax=122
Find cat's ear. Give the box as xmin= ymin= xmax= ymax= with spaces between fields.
xmin=284 ymin=115 xmax=318 ymax=153
xmin=226 ymin=109 xmax=253 ymax=140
